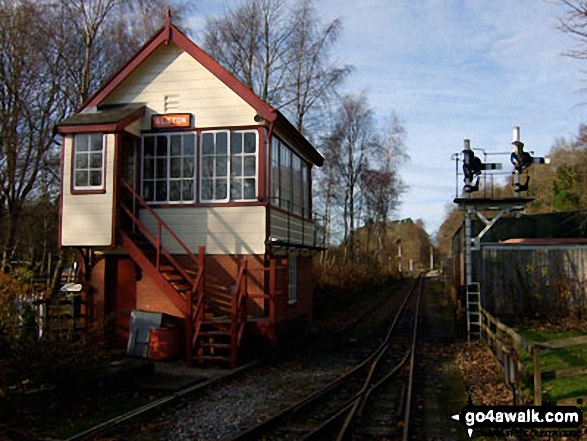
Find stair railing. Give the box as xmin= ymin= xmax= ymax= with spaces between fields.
xmin=118 ymin=181 xmax=208 ymax=365
xmin=118 ymin=180 xmax=199 ymax=286
xmin=187 ymin=247 xmax=206 ymax=365
xmin=230 ymin=259 xmax=248 ymax=367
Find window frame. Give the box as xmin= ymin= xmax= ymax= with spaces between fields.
xmin=72 ymin=133 xmax=106 ymax=193
xmin=199 ymin=129 xmax=259 ymax=203
xmin=270 ymin=137 xmax=312 ymax=219
xmin=141 ymin=132 xmax=196 ymax=204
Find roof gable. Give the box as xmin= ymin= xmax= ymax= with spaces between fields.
xmin=81 ymin=21 xmax=276 ymax=124
xmin=74 ymin=16 xmax=323 ymax=166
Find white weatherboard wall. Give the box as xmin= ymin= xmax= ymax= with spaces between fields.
xmin=61 ymin=134 xmax=115 ymax=246
xmin=101 ymin=43 xmax=260 ymax=129
xmin=141 ymin=206 xmax=266 ymax=255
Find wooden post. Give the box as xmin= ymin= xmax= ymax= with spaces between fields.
xmin=533 ymin=345 xmax=542 ymax=405
xmin=511 ymin=349 xmax=520 ymax=405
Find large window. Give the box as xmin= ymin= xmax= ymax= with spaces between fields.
xmin=280 ymin=143 xmax=292 ymax=210
xmin=142 ymin=133 xmax=195 ymax=203
xmin=141 ymin=130 xmax=258 ymax=204
xmin=200 ymin=130 xmax=258 ymax=202
xmin=271 ymin=138 xmax=311 ymax=217
xmin=73 ymin=133 xmax=104 ymax=190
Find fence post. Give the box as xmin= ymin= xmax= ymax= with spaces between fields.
xmin=511 ymin=349 xmax=520 ymax=405
xmin=533 ymin=345 xmax=542 ymax=405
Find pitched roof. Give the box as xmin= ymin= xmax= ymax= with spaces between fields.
xmin=57 ymin=103 xmax=145 ymax=126
xmin=54 ymin=104 xmax=146 ymax=135
xmin=72 ymin=17 xmax=322 ymax=166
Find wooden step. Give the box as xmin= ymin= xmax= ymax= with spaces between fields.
xmin=163 ymin=274 xmax=185 ymax=282
xmin=197 ymin=343 xmax=231 ymax=349
xmin=198 ymin=331 xmax=231 ymax=338
xmin=195 ymin=355 xmax=230 ymax=362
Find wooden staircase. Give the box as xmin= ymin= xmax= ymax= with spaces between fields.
xmin=117 ymin=180 xmax=247 ymax=367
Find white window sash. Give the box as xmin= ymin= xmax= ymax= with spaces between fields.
xmin=73 ymin=133 xmax=105 ymax=190
xmin=141 ymin=132 xmax=196 ymax=204
xmin=200 ymin=129 xmax=258 ymax=203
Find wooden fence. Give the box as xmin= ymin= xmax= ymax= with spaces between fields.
xmin=481 ymin=307 xmax=587 ymax=405
xmin=477 ymin=244 xmax=587 ymax=317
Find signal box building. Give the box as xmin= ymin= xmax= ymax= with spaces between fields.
xmin=54 ymin=17 xmax=324 ymax=366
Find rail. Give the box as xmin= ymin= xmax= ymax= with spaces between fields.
xmin=228 ymin=275 xmax=424 ymax=440
xmin=230 ymin=259 xmax=248 ymax=368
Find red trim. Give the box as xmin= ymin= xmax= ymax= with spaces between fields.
xmin=143 ymin=124 xmax=263 ymax=134
xmin=55 ymin=106 xmax=146 ymax=135
xmin=257 ymin=127 xmax=266 ymax=201
xmin=115 ymin=106 xmax=147 ymax=130
xmin=74 ymin=22 xmax=322 ymax=166
xmin=81 ymin=30 xmax=169 ymax=111
xmin=265 ymin=125 xmax=273 ymax=254
xmin=69 ymin=134 xmax=108 ymax=194
xmin=171 ymin=29 xmax=277 ymax=123
xmin=146 ymin=200 xmax=267 ymax=209
xmin=57 ymin=124 xmax=119 ymax=134
xmin=70 ymin=189 xmax=107 ymax=195
xmin=58 ymin=136 xmax=66 ymax=248
xmin=112 ymin=134 xmax=120 ymax=247
xmin=81 ymin=24 xmax=275 ymax=123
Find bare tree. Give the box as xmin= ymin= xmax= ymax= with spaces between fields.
xmin=0 ymin=0 xmax=68 ymax=269
xmin=558 ymin=0 xmax=587 ymax=59
xmin=202 ymin=0 xmax=350 ymax=133
xmin=204 ymin=0 xmax=290 ymax=103
xmin=285 ymin=0 xmax=351 ymax=132
xmin=325 ymin=93 xmax=380 ymax=260
xmin=58 ymin=0 xmax=117 ymax=104
xmin=0 ymin=0 xmax=191 ymax=273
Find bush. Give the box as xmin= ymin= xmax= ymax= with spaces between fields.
xmin=0 ymin=271 xmax=32 ymax=356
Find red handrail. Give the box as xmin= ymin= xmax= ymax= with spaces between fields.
xmin=118 ymin=180 xmax=207 ymax=365
xmin=187 ymin=247 xmax=206 ymax=365
xmin=230 ymin=260 xmax=248 ymax=367
xmin=120 ymin=180 xmax=200 ymax=269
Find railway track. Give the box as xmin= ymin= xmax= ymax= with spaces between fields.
xmin=60 ymin=277 xmax=426 ymax=440
xmin=227 ymin=275 xmax=425 ymax=441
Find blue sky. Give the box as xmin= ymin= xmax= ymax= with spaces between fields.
xmin=187 ymin=0 xmax=587 ymax=236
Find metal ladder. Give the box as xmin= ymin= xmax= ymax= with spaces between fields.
xmin=467 ymin=282 xmax=481 ymax=339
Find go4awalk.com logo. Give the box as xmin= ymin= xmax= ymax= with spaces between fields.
xmin=451 ymin=404 xmax=583 ymax=438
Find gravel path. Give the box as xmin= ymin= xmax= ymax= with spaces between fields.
xmin=162 ymin=358 xmax=352 ymax=440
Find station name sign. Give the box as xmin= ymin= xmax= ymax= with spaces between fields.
xmin=152 ymin=113 xmax=192 ymax=129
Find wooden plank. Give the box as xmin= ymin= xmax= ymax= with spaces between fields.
xmin=557 ymin=396 xmax=587 ymax=406
xmin=481 ymin=307 xmax=532 ymax=352
xmin=549 ymin=365 xmax=587 ymax=379
xmin=538 ymin=335 xmax=587 ymax=349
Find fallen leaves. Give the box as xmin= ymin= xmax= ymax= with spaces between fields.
xmin=457 ymin=341 xmax=514 ymax=406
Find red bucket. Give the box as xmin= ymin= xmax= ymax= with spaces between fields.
xmin=148 ymin=327 xmax=181 ymax=360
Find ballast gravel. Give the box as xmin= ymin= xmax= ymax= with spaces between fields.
xmin=162 ymin=359 xmax=351 ymax=441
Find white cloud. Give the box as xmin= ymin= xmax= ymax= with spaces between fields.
xmin=188 ymin=0 xmax=587 ymax=234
